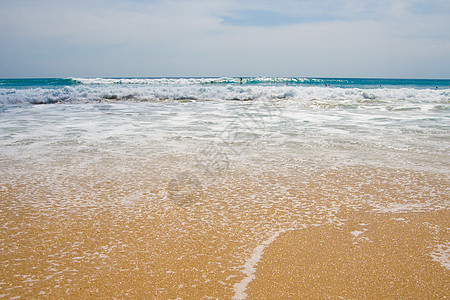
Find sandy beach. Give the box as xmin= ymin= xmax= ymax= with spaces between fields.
xmin=1 ymin=78 xmax=449 ymax=298
xmin=247 ymin=210 xmax=449 ymax=299
xmin=1 ymin=160 xmax=448 ymax=298
xmin=1 ymin=0 xmax=450 ymax=294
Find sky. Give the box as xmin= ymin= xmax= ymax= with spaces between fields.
xmin=0 ymin=0 xmax=449 ymax=78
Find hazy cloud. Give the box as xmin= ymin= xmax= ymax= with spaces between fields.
xmin=0 ymin=0 xmax=449 ymax=77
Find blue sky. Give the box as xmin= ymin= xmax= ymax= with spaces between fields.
xmin=0 ymin=0 xmax=449 ymax=78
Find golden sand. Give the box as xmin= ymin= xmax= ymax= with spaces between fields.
xmin=247 ymin=209 xmax=449 ymax=299
xmin=1 ymin=164 xmax=448 ymax=298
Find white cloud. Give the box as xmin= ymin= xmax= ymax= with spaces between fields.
xmin=0 ymin=0 xmax=449 ymax=77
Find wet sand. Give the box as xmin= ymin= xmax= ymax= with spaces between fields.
xmin=247 ymin=209 xmax=449 ymax=299
xmin=1 ymin=162 xmax=449 ymax=298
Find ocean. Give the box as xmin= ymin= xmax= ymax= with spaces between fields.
xmin=1 ymin=77 xmax=449 ymax=298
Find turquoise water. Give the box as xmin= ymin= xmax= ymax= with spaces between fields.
xmin=0 ymin=78 xmax=76 ymax=89
xmin=1 ymin=77 xmax=449 ymax=90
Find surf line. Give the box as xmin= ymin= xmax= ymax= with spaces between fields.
xmin=232 ymin=230 xmax=284 ymax=299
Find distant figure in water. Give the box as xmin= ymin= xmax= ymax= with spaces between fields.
xmin=240 ymin=78 xmax=243 ymax=84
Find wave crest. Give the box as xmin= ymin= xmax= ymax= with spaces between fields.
xmin=70 ymin=77 xmax=319 ymax=86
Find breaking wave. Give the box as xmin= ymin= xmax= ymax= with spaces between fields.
xmin=0 ymin=77 xmax=449 ymax=108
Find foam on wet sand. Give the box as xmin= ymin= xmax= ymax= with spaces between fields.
xmin=1 ymin=159 xmax=448 ymax=298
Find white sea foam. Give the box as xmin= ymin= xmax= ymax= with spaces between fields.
xmin=71 ymin=77 xmax=233 ymax=85
xmin=350 ymin=230 xmax=365 ymax=238
xmin=232 ymin=231 xmax=284 ymax=300
xmin=0 ymin=96 xmax=448 ymax=176
xmin=70 ymin=77 xmax=313 ymax=85
xmin=430 ymin=243 xmax=450 ymax=270
xmin=1 ymin=81 xmax=449 ymax=107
